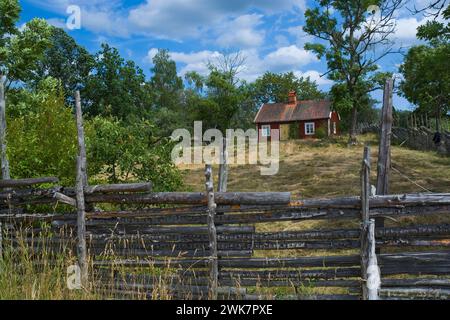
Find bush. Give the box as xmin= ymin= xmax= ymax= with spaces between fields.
xmin=86 ymin=117 xmax=183 ymax=191
xmin=6 ymin=78 xmax=77 ymax=185
xmin=315 ymin=126 xmax=327 ymax=139
xmin=289 ymin=122 xmax=299 ymax=139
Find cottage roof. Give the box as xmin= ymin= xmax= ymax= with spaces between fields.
xmin=254 ymin=99 xmax=333 ymax=124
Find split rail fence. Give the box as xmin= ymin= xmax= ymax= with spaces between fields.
xmin=0 ymin=154 xmax=449 ymax=300
xmin=0 ymin=88 xmax=449 ymax=300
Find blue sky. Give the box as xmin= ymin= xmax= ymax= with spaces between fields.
xmin=20 ymin=0 xmax=439 ymax=110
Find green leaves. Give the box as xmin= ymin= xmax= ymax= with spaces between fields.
xmin=6 ymin=78 xmax=77 ymax=185
xmin=86 ymin=117 xmax=182 ymax=191
xmin=28 ymin=26 xmax=95 ymax=103
xmin=304 ymin=43 xmax=326 ymax=59
xmin=0 ymin=0 xmax=20 ymax=40
xmin=251 ymin=71 xmax=325 ymax=105
xmin=83 ymin=43 xmax=150 ymax=120
xmin=399 ymin=42 xmax=450 ymax=119
xmin=6 ymin=18 xmax=52 ymax=83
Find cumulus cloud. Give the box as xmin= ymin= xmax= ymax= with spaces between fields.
xmin=264 ymin=45 xmax=318 ymax=71
xmin=215 ymin=14 xmax=265 ymax=49
xmin=146 ymin=45 xmax=324 ymax=86
xmin=286 ymin=25 xmax=314 ymax=47
xmin=29 ymin=0 xmax=305 ymax=42
xmin=294 ymin=70 xmax=332 ymax=85
xmin=392 ymin=16 xmax=429 ymax=41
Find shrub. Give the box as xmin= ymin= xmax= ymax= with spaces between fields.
xmin=6 ymin=78 xmax=77 ymax=185
xmin=86 ymin=117 xmax=183 ymax=191
xmin=315 ymin=126 xmax=327 ymax=139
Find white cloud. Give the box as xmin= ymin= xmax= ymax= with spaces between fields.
xmin=215 ymin=14 xmax=265 ymax=49
xmin=264 ymin=45 xmax=318 ymax=70
xmin=30 ymin=0 xmax=305 ymax=41
xmin=147 ymin=49 xmax=222 ymax=76
xmin=393 ymin=17 xmax=428 ymax=40
xmin=287 ymin=25 xmax=314 ymax=47
xmin=147 ymin=45 xmax=324 ymax=86
xmin=294 ymin=70 xmax=332 ymax=85
xmin=46 ymin=18 xmax=67 ymax=29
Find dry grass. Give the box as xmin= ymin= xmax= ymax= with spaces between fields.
xmin=181 ymin=133 xmax=450 ymax=196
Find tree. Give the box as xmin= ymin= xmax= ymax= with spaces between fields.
xmin=416 ymin=4 xmax=449 ymax=42
xmin=86 ymin=117 xmax=183 ymax=191
xmin=149 ymin=49 xmax=184 ymax=136
xmin=251 ymin=71 xmax=325 ymax=105
xmin=186 ymin=69 xmax=244 ymax=132
xmin=1 ymin=18 xmax=52 ymax=88
xmin=399 ymin=4 xmax=449 ymax=133
xmin=6 ymin=78 xmax=77 ymax=184
xmin=150 ymin=49 xmax=183 ymax=111
xmin=83 ymin=43 xmax=150 ymax=120
xmin=399 ymin=45 xmax=449 ymax=132
xmin=303 ymin=0 xmax=403 ymax=144
xmin=28 ymin=27 xmax=94 ymax=104
xmin=0 ymin=0 xmax=52 ymax=179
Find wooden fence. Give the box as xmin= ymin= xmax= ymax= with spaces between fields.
xmin=1 ymin=151 xmax=449 ymax=300
xmin=0 ymin=87 xmax=449 ymax=300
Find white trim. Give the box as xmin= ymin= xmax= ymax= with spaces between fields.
xmin=253 ymin=104 xmax=265 ymax=123
xmin=261 ymin=124 xmax=271 ymax=137
xmin=304 ymin=122 xmax=315 ymax=135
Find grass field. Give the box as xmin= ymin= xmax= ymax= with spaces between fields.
xmin=180 ymin=133 xmax=450 ymax=197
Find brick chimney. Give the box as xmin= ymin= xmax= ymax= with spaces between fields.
xmin=288 ymin=91 xmax=297 ymax=105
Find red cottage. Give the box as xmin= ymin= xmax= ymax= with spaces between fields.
xmin=254 ymin=91 xmax=340 ymax=140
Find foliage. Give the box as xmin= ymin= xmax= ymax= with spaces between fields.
xmin=6 ymin=78 xmax=77 ymax=184
xmin=185 ymin=69 xmax=246 ymax=131
xmin=315 ymin=126 xmax=327 ymax=139
xmin=86 ymin=116 xmax=183 ymax=191
xmin=0 ymin=0 xmax=52 ymax=85
xmin=289 ymin=122 xmax=299 ymax=139
xmin=149 ymin=49 xmax=185 ymax=136
xmin=251 ymin=71 xmax=325 ymax=105
xmin=149 ymin=49 xmax=183 ymax=111
xmin=83 ymin=43 xmax=151 ymax=120
xmin=28 ymin=26 xmax=95 ymax=104
xmin=303 ymin=0 xmax=400 ymax=142
xmin=416 ymin=4 xmax=449 ymax=42
xmin=399 ymin=5 xmax=450 ymax=131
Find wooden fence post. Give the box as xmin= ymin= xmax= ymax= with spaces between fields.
xmin=376 ymin=78 xmax=393 ymax=247
xmin=218 ymin=137 xmax=228 ymax=192
xmin=75 ymin=91 xmax=88 ymax=187
xmin=75 ymin=91 xmax=88 ymax=287
xmin=205 ymin=164 xmax=218 ymax=299
xmin=0 ymin=78 xmax=10 ymax=180
xmin=0 ymin=221 xmax=3 ymax=260
xmin=360 ymin=146 xmax=380 ymax=300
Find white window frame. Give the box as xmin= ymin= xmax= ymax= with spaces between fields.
xmin=304 ymin=122 xmax=315 ymax=135
xmin=261 ymin=125 xmax=271 ymax=137
xmin=333 ymin=122 xmax=337 ymax=134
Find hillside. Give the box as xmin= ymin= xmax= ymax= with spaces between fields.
xmin=180 ymin=134 xmax=450 ymax=197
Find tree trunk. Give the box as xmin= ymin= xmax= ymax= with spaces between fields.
xmin=348 ymin=106 xmax=358 ymax=145
xmin=435 ymin=108 xmax=441 ymax=133
xmin=0 ymin=77 xmax=10 ymax=180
